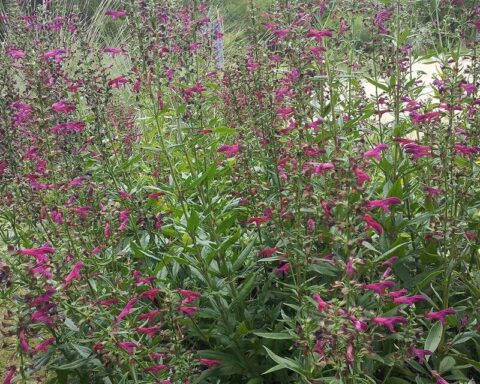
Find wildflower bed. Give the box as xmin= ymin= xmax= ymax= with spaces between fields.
xmin=0 ymin=1 xmax=479 ymax=383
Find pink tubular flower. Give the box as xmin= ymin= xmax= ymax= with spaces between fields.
xmin=454 ymin=144 xmax=479 ymax=157
xmin=258 ymin=247 xmax=278 ymax=257
xmin=144 ymin=364 xmax=168 ymax=374
xmin=313 ymin=293 xmax=328 ymax=313
xmin=432 ymin=370 xmax=449 ymax=384
xmin=43 ymin=48 xmax=67 ymax=61
xmin=3 ymin=367 xmax=16 ymax=384
xmin=136 ymin=326 xmax=159 ymax=337
xmin=403 ymin=143 xmax=432 ymax=159
xmin=306 ymin=28 xmax=333 ymax=42
xmin=217 ymin=144 xmax=240 ymax=158
xmin=411 ymin=347 xmax=432 ymax=364
xmin=363 ymin=214 xmax=383 ymax=234
xmin=139 ymin=309 xmax=161 ymax=321
xmin=51 ymin=121 xmax=85 ymax=134
xmin=7 ymin=46 xmax=26 ymax=60
xmin=309 ymin=162 xmax=335 ymax=175
xmin=179 ymin=305 xmax=199 ymax=317
xmin=34 ymin=338 xmax=55 ymax=353
xmin=372 ymin=316 xmax=408 ymax=332
xmin=363 ymin=281 xmax=395 ymax=295
xmin=424 ymin=187 xmax=442 ymax=198
xmin=366 ymin=197 xmax=402 ymax=213
xmin=108 ymin=76 xmax=129 ymax=89
xmin=64 ymin=261 xmax=84 ymax=286
xmin=460 ymin=82 xmax=476 ymax=96
xmin=178 ymin=289 xmax=201 ymax=304
xmin=364 ymin=144 xmax=388 ymax=161
xmin=276 ymin=106 xmax=294 ymax=120
xmin=31 ymin=310 xmax=54 ymax=325
xmin=19 ymin=329 xmax=29 ymax=353
xmin=117 ymin=341 xmax=138 ymax=354
xmin=353 ymin=167 xmax=371 ymax=187
xmin=104 ymin=222 xmax=111 ymax=238
xmin=141 ymin=288 xmax=160 ymax=301
xmin=425 ymin=308 xmax=456 ymax=324
xmin=19 ymin=244 xmax=55 ymax=263
xmin=388 ymin=288 xmax=408 ymax=298
xmin=199 ymin=358 xmax=222 ymax=368
xmin=52 ymin=100 xmax=75 ymax=114
xmin=393 ymin=295 xmax=426 ymax=306
xmin=275 ymin=262 xmax=290 ymax=276
xmin=0 ymin=160 xmax=7 ymax=176
xmin=116 ymin=297 xmax=138 ymax=321
xmin=105 ymin=9 xmax=127 ymax=19
xmin=346 ymin=258 xmax=355 ymax=277
xmin=103 ymin=47 xmax=124 ymax=57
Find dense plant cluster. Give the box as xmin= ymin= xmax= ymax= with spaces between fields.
xmin=0 ymin=0 xmax=479 ymax=383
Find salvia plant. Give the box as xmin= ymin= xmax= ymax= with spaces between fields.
xmin=0 ymin=0 xmax=479 ymax=383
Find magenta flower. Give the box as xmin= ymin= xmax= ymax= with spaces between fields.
xmin=346 ymin=258 xmax=355 ymax=277
xmin=425 ymin=308 xmax=456 ymax=324
xmin=217 ymin=144 xmax=240 ymax=158
xmin=52 ymin=100 xmax=75 ymax=114
xmin=105 ymin=9 xmax=127 ymax=19
xmin=410 ymin=347 xmax=432 ymax=364
xmin=363 ymin=214 xmax=383 ymax=234
xmin=19 ymin=329 xmax=29 ymax=353
xmin=364 ymin=144 xmax=388 ymax=161
xmin=199 ymin=358 xmax=222 ymax=368
xmin=116 ymin=297 xmax=138 ymax=322
xmin=306 ymin=28 xmax=333 ymax=42
xmin=454 ymin=144 xmax=479 ymax=157
xmin=34 ymin=338 xmax=55 ymax=353
xmin=258 ymin=247 xmax=278 ymax=257
xmin=276 ymin=106 xmax=294 ymax=120
xmin=117 ymin=341 xmax=138 ymax=354
xmin=141 ymin=288 xmax=160 ymax=301
xmin=313 ymin=293 xmax=328 ymax=313
xmin=108 ymin=76 xmax=129 ymax=89
xmin=139 ymin=309 xmax=162 ymax=321
xmin=353 ymin=167 xmax=371 ymax=187
xmin=424 ymin=187 xmax=443 ymax=198
xmin=275 ymin=262 xmax=290 ymax=277
xmin=3 ymin=366 xmax=16 ymax=384
xmin=367 ymin=197 xmax=402 ymax=213
xmin=178 ymin=289 xmax=201 ymax=304
xmin=393 ymin=295 xmax=426 ymax=306
xmin=0 ymin=160 xmax=7 ymax=176
xmin=432 ymin=370 xmax=449 ymax=384
xmin=6 ymin=46 xmax=26 ymax=60
xmin=31 ymin=310 xmax=54 ymax=325
xmin=363 ymin=281 xmax=395 ymax=295
xmin=460 ymin=83 xmax=476 ymax=96
xmin=51 ymin=121 xmax=85 ymax=134
xmin=64 ymin=261 xmax=84 ymax=286
xmin=179 ymin=305 xmax=199 ymax=317
xmin=388 ymin=288 xmax=408 ymax=298
xmin=308 ymin=162 xmax=335 ymax=176
xmin=43 ymin=48 xmax=67 ymax=61
xmin=372 ymin=316 xmax=408 ymax=332
xmin=136 ymin=326 xmax=159 ymax=337
xmin=410 ymin=111 xmax=440 ymax=124
xmin=103 ymin=47 xmax=124 ymax=57
xmin=144 ymin=364 xmax=168 ymax=374
xmin=403 ymin=143 xmax=432 ymax=159
xmin=19 ymin=244 xmax=55 ymax=263
xmin=104 ymin=222 xmax=111 ymax=238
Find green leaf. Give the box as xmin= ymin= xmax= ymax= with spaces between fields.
xmin=439 ymin=356 xmax=456 ymax=374
xmin=364 ymin=76 xmax=390 ymax=92
xmin=187 ymin=210 xmax=200 ymax=234
xmin=424 ymin=322 xmax=443 ymax=360
xmin=253 ymin=332 xmax=295 ymax=340
xmin=262 ymin=346 xmax=306 ymax=378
